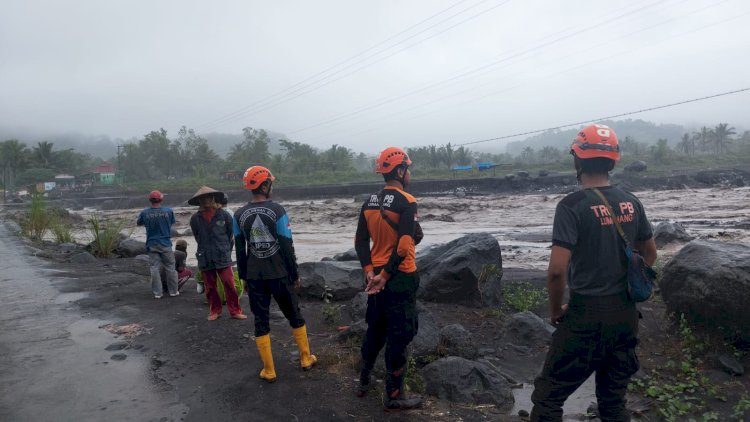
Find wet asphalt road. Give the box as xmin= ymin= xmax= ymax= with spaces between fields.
xmin=0 ymin=224 xmax=187 ymax=422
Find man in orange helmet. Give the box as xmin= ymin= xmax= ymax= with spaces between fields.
xmin=530 ymin=124 xmax=657 ymax=421
xmin=354 ymin=147 xmax=423 ymax=411
xmin=234 ymin=166 xmax=316 ymax=383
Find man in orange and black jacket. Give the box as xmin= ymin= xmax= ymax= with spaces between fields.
xmin=354 ymin=146 xmax=423 ymax=411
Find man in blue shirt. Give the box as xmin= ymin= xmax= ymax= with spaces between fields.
xmin=137 ymin=190 xmax=178 ymax=299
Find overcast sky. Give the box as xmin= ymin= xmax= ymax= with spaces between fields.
xmin=1 ymin=0 xmax=749 ymax=153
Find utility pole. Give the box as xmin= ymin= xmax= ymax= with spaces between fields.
xmin=116 ymin=144 xmax=123 ymax=184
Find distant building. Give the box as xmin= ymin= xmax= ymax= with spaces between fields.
xmin=93 ymin=162 xmax=116 ymax=184
xmin=76 ymin=162 xmax=117 ymax=187
xmin=54 ymin=174 xmax=76 ymax=189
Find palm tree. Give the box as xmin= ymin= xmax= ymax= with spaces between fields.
xmin=32 ymin=141 xmax=55 ymax=168
xmin=696 ymin=126 xmax=713 ymax=154
xmin=0 ymin=140 xmax=30 ymax=192
xmin=713 ymin=123 xmax=736 ymax=155
xmin=677 ymin=133 xmax=694 ymax=156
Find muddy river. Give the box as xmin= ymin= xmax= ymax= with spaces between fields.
xmin=71 ymin=186 xmax=750 ymax=268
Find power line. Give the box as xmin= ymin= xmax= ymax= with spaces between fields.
xmin=225 ymin=86 xmax=750 ymax=166
xmin=300 ymin=0 xmax=742 ymax=145
xmin=284 ymin=0 xmax=672 ymax=136
xmin=455 ymin=87 xmax=750 ymax=147
xmin=195 ymin=0 xmax=502 ymax=131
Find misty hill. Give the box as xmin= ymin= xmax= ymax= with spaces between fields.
xmin=505 ymin=119 xmax=687 ymax=155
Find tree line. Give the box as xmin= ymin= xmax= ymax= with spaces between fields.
xmin=3 ymin=122 xmax=749 ymax=191
xmin=0 ymin=140 xmax=97 ymax=192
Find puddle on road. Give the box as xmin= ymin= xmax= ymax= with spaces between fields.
xmin=512 ymin=376 xmax=597 ymax=421
xmin=53 ymin=291 xmax=88 ymax=304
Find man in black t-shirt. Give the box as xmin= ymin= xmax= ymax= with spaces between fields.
xmin=234 ymin=165 xmax=316 ymax=383
xmin=530 ymin=124 xmax=657 ymax=422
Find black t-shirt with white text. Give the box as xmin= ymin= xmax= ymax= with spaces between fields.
xmin=552 ymin=186 xmax=653 ymax=296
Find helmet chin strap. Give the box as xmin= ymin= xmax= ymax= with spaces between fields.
xmin=263 ymin=182 xmax=272 ymax=199
xmin=398 ymin=165 xmax=409 ymax=188
xmin=573 ymin=155 xmax=583 ymax=184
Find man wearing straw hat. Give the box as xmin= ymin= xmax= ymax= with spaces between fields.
xmin=188 ymin=186 xmax=247 ymax=321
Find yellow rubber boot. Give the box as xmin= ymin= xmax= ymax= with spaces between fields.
xmin=255 ymin=334 xmax=276 ymax=382
xmin=292 ymin=325 xmax=317 ymax=370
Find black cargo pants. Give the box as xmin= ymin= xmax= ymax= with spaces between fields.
xmin=360 ymin=270 xmax=419 ymax=377
xmin=247 ymin=277 xmax=305 ymax=337
xmin=531 ymin=292 xmax=640 ymax=422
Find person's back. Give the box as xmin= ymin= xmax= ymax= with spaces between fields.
xmin=234 ymin=165 xmax=314 ymax=384
xmin=235 ymin=199 xmax=297 ymax=282
xmin=553 ymin=186 xmax=651 ymax=296
xmin=355 ymin=187 xmax=418 ymax=277
xmin=138 ymin=207 xmax=174 ymax=250
xmin=531 ymin=124 xmax=656 ymax=422
xmin=137 ymin=190 xmax=178 ymax=298
xmin=353 ymin=147 xmax=422 ymax=411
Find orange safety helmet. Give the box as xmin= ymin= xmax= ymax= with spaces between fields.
xmin=375 ymin=147 xmax=412 ymax=174
xmin=570 ymin=124 xmax=620 ymax=161
xmin=243 ymin=166 xmax=275 ymax=190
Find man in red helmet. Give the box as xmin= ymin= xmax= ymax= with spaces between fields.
xmin=354 ymin=146 xmax=423 ymax=411
xmin=234 ymin=166 xmax=316 ymax=383
xmin=530 ymin=124 xmax=657 ymax=421
xmin=137 ymin=190 xmax=178 ymax=299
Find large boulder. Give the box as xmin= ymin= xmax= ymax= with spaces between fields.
xmin=298 ymin=261 xmax=364 ymax=301
xmin=624 ymin=160 xmax=647 ymax=172
xmin=411 ymin=301 xmax=440 ymax=359
xmin=349 ymin=292 xmax=368 ymax=320
xmin=502 ymin=311 xmax=555 ymax=351
xmin=69 ymin=252 xmax=98 ymax=264
xmin=660 ymin=240 xmax=750 ymax=344
xmin=653 ymin=221 xmax=693 ymax=248
xmin=416 ymin=233 xmax=502 ymax=305
xmin=421 ymin=356 xmax=514 ymax=410
xmin=331 ymin=248 xmax=358 ymax=262
xmin=115 ymin=237 xmax=147 ymax=257
xmin=437 ymin=324 xmax=478 ymax=360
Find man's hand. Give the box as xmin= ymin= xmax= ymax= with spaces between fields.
xmin=293 ymin=277 xmax=301 ymax=292
xmin=365 ymin=274 xmax=386 ymax=295
xmin=550 ymin=303 xmax=568 ymax=326
xmin=365 ymin=270 xmax=375 ymax=285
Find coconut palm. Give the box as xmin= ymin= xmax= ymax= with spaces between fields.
xmin=0 ymin=140 xmax=30 ymax=191
xmin=31 ymin=141 xmax=56 ymax=168
xmin=712 ymin=123 xmax=736 ymax=155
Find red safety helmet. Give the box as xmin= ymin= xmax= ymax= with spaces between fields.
xmin=570 ymin=124 xmax=620 ymax=161
xmin=243 ymin=166 xmax=275 ymax=190
xmin=375 ymin=147 xmax=412 ymax=174
xmin=149 ymin=190 xmax=164 ymax=201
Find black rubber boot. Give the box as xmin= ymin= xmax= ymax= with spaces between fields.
xmin=384 ymin=365 xmax=422 ymax=411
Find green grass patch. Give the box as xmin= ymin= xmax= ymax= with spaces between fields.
xmin=21 ymin=195 xmax=50 ymax=241
xmin=502 ymin=282 xmax=547 ymax=312
xmin=50 ymin=221 xmax=74 ymax=244
xmin=88 ymin=215 xmax=126 ymax=257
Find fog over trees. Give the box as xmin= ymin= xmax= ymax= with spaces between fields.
xmin=2 ymin=119 xmax=749 ymax=191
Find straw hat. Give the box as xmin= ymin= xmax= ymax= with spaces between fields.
xmin=188 ymin=186 xmax=224 ymax=206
